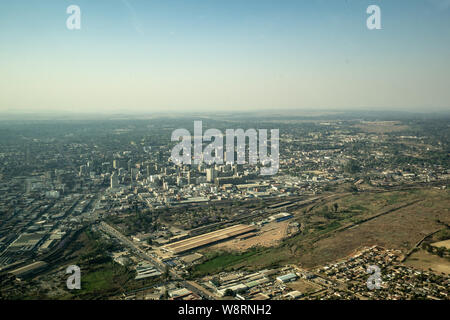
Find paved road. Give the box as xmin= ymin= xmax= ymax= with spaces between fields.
xmin=98 ymin=222 xmax=214 ymax=299
xmin=99 ymin=222 xmax=166 ymax=271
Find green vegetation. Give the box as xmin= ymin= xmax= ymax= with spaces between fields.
xmin=421 ymin=243 xmax=450 ymax=260
xmin=435 ymin=229 xmax=450 ymax=241
xmin=189 ymin=248 xmax=262 ymax=277
xmin=79 ymin=264 xmax=125 ymax=293
xmin=316 ymin=221 xmax=341 ymax=234
xmin=344 ymin=159 xmax=361 ymax=174
xmin=56 ymin=261 xmax=143 ymax=300
xmin=106 ymin=210 xmax=161 ymax=236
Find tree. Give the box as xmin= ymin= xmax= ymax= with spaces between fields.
xmin=224 ymin=289 xmax=234 ymax=297
xmin=333 ymin=203 xmax=339 ymax=213
xmin=210 ymin=277 xmax=221 ymax=287
xmin=436 ymin=247 xmax=445 ymax=258
xmin=163 ymin=265 xmax=170 ymax=280
xmin=345 ymin=159 xmax=361 ymax=174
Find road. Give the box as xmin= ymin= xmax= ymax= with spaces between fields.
xmin=98 ymin=222 xmax=214 ymax=299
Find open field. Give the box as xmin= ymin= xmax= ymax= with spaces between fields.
xmin=283 ymin=188 xmax=450 ymax=268
xmin=405 ymin=249 xmax=450 ymax=275
xmin=191 ymin=188 xmax=450 ymax=276
xmin=432 ymin=240 xmax=450 ymax=249
xmin=189 ymin=248 xmax=264 ymax=277
xmin=286 ymin=279 xmax=322 ymax=294
xmin=209 ymin=221 xmax=290 ymax=251
xmin=354 ymin=121 xmax=409 ymax=133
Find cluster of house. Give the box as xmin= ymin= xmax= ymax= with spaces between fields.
xmin=316 ymin=245 xmax=450 ymax=299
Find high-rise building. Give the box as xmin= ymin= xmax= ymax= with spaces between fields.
xmin=233 ymin=164 xmax=239 ymax=177
xmin=79 ymin=165 xmax=87 ymax=176
xmin=110 ymin=172 xmax=119 ymax=189
xmin=206 ymin=168 xmax=216 ymax=183
xmin=25 ymin=179 xmax=32 ymax=194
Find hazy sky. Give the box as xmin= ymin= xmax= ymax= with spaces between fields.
xmin=1 ymin=0 xmax=450 ymax=113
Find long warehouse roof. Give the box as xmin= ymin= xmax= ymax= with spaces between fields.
xmin=163 ymin=224 xmax=256 ymax=254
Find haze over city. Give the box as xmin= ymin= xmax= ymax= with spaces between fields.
xmin=1 ymin=0 xmax=450 ymax=114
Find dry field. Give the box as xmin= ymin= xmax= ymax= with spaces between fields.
xmin=191 ymin=188 xmax=450 ymax=276
xmin=209 ymin=221 xmax=290 ymax=251
xmin=292 ymin=189 xmax=450 ymax=269
xmin=431 ymin=239 xmax=450 ymax=249
xmin=405 ymin=249 xmax=450 ymax=275
xmin=287 ymin=279 xmax=322 ymax=294
xmin=354 ymin=121 xmax=409 ymax=133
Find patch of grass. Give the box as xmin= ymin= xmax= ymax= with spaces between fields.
xmin=348 ymin=204 xmax=366 ymax=212
xmin=316 ymin=221 xmax=341 ymax=234
xmin=80 ymin=267 xmax=116 ymax=292
xmin=63 ymin=262 xmax=139 ymax=299
xmin=190 ymin=249 xmax=262 ymax=276
xmin=435 ymin=229 xmax=450 ymax=241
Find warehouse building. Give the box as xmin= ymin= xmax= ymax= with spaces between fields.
xmin=162 ymin=224 xmax=257 ymax=255
xmin=269 ymin=212 xmax=293 ymax=223
xmin=135 ymin=262 xmax=162 ymax=280
xmin=276 ymin=273 xmax=298 ymax=283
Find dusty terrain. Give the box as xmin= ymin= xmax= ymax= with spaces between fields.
xmin=209 ymin=221 xmax=290 ymax=251
xmin=405 ymin=249 xmax=450 ymax=275
xmin=293 ymin=189 xmax=450 ymax=268
xmin=432 ymin=240 xmax=450 ymax=249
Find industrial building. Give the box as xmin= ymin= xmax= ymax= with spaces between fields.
xmin=162 ymin=224 xmax=257 ymax=255
xmin=135 ymin=262 xmax=162 ymax=280
xmin=276 ymin=273 xmax=298 ymax=283
xmin=268 ymin=212 xmax=293 ymax=223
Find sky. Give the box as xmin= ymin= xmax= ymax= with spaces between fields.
xmin=0 ymin=0 xmax=450 ymax=114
